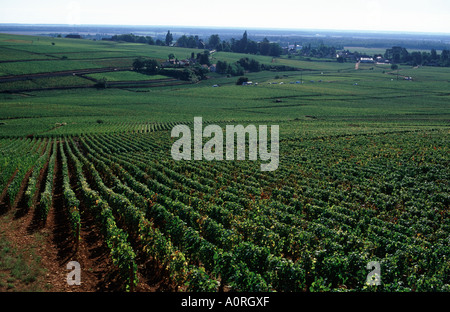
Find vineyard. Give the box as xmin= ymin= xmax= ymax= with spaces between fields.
xmin=1 ymin=126 xmax=448 ymax=291
xmin=0 ymin=33 xmax=449 ymax=293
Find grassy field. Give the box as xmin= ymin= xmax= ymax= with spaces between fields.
xmin=0 ymin=33 xmax=448 ymax=293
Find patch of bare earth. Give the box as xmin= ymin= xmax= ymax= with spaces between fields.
xmin=1 ymin=140 xmax=176 ymax=292
xmin=0 ymin=142 xmax=116 ymax=292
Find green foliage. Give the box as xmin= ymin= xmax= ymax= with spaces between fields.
xmin=36 ymin=139 xmax=57 ymax=222
xmin=385 ymin=46 xmax=450 ymax=67
xmin=0 ymin=33 xmax=449 ymax=293
xmin=236 ymin=76 xmax=248 ymax=85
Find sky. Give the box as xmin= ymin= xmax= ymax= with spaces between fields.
xmin=1 ymin=0 xmax=449 ymax=34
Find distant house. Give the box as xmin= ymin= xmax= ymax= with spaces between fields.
xmin=179 ymin=59 xmax=191 ymax=66
xmin=161 ymin=59 xmax=177 ymax=67
xmin=162 ymin=58 xmax=192 ymax=67
xmin=360 ymin=57 xmax=374 ymax=63
xmin=209 ymin=64 xmax=217 ymax=72
xmin=375 ymin=56 xmax=390 ymax=64
xmin=336 ymin=51 xmax=357 ymax=61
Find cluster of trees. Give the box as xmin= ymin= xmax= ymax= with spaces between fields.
xmin=132 ymin=58 xmax=159 ymax=74
xmin=237 ymin=57 xmax=262 ymax=72
xmin=176 ymin=35 xmax=206 ymax=49
xmin=384 ymin=46 xmax=450 ymax=67
xmin=298 ymin=44 xmax=339 ymax=59
xmin=216 ymin=57 xmax=263 ymax=76
xmin=216 ymin=57 xmax=298 ymax=76
xmin=109 ymin=33 xmax=157 ymax=45
xmin=208 ymin=32 xmax=283 ymax=57
xmin=215 ymin=60 xmax=245 ymax=76
xmin=195 ymin=51 xmax=210 ymax=66
xmin=132 ymin=57 xmax=208 ymax=82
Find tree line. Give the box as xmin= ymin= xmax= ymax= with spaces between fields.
xmin=297 ymin=44 xmax=339 ymax=59
xmin=107 ymin=30 xmax=283 ymax=57
xmin=173 ymin=31 xmax=284 ymax=57
xmin=206 ymin=31 xmax=283 ymax=57
xmin=107 ymin=31 xmax=175 ymax=46
xmin=384 ymin=46 xmax=450 ymax=67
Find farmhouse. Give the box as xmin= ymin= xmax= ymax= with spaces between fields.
xmin=360 ymin=57 xmax=374 ymax=63
xmin=161 ymin=59 xmax=177 ymax=67
xmin=336 ymin=51 xmax=357 ymax=61
xmin=375 ymin=56 xmax=390 ymax=64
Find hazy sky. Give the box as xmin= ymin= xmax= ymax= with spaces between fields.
xmin=1 ymin=0 xmax=449 ymax=33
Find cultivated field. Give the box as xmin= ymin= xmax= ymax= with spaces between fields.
xmin=0 ymin=33 xmax=448 ymax=292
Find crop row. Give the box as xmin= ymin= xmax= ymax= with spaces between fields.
xmin=0 ymin=128 xmax=448 ymax=291
xmin=79 ymin=130 xmax=449 ymax=291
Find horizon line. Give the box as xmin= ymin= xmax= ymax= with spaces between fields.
xmin=1 ymin=23 xmax=449 ymax=36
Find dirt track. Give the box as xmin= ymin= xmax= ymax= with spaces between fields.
xmin=0 ymin=67 xmax=191 ymax=93
xmin=0 ymin=67 xmax=132 ymax=83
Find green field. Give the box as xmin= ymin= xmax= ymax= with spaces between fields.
xmin=0 ymin=33 xmax=448 ymax=292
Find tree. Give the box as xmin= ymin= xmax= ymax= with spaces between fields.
xmin=180 ymin=68 xmax=198 ymax=82
xmin=208 ymin=34 xmax=221 ymax=49
xmin=132 ymin=57 xmax=145 ymax=71
xmin=410 ymin=51 xmax=422 ymax=66
xmin=227 ymin=63 xmax=244 ymax=76
xmin=269 ymin=43 xmax=282 ymax=57
xmin=246 ymin=40 xmax=258 ymax=54
xmin=144 ymin=59 xmax=159 ymax=74
xmin=197 ymin=51 xmax=210 ymax=66
xmin=237 ymin=57 xmax=250 ymax=69
xmin=176 ymin=35 xmax=188 ymax=47
xmin=145 ymin=36 xmax=155 ymax=45
xmin=221 ymin=40 xmax=231 ymax=52
xmin=431 ymin=49 xmax=438 ymax=60
xmin=259 ymin=38 xmax=271 ymax=56
xmin=95 ymin=77 xmax=108 ymax=89
xmin=441 ymin=50 xmax=449 ymax=66
xmin=238 ymin=31 xmax=248 ymax=53
xmin=136 ymin=36 xmax=147 ymax=44
xmin=237 ymin=57 xmax=261 ymax=72
xmin=165 ymin=30 xmax=173 ymax=46
xmin=249 ymin=59 xmax=261 ymax=72
xmin=236 ymin=76 xmax=249 ymax=85
xmin=385 ymin=46 xmax=409 ymax=64
xmin=216 ymin=60 xmax=228 ymax=74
